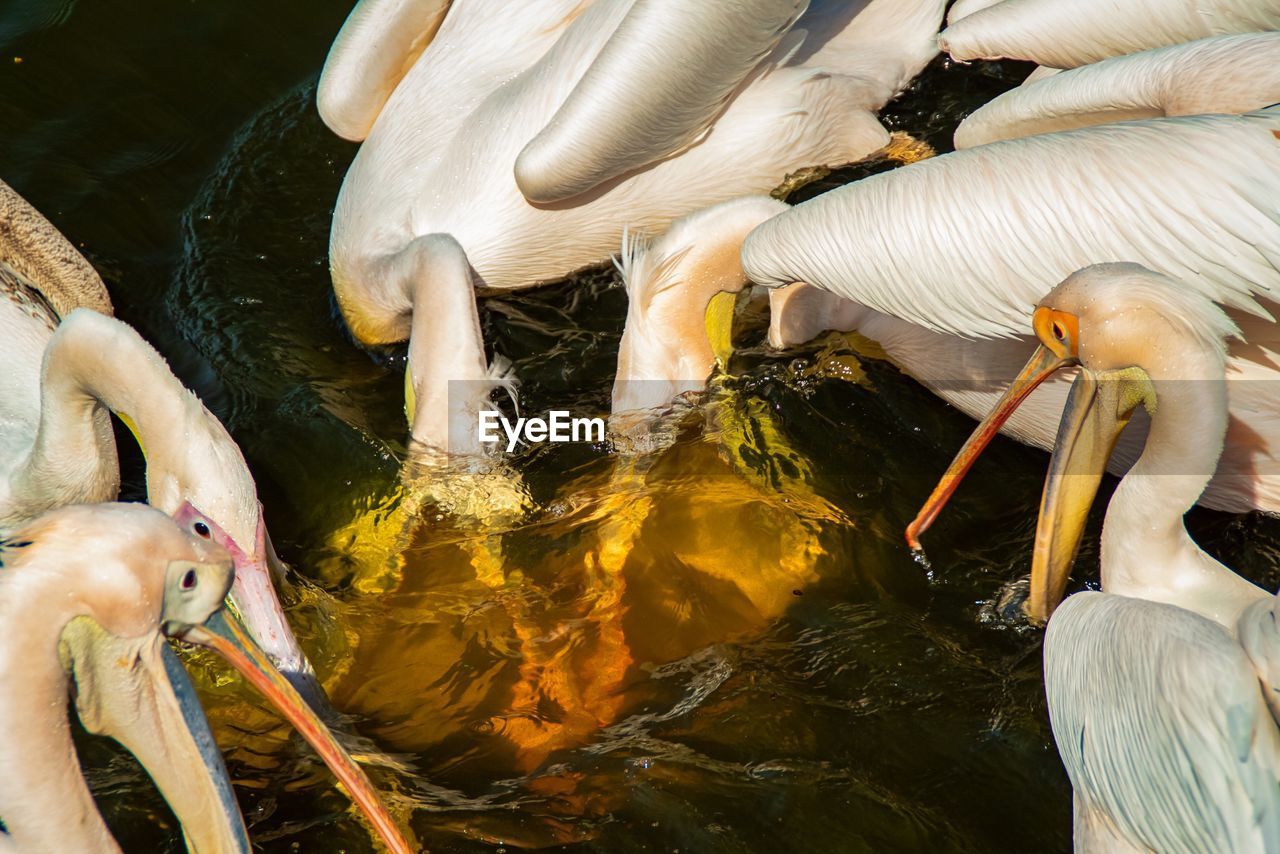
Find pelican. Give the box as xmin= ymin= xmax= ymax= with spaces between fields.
xmin=740 ymin=107 xmax=1280 ymax=513
xmin=941 ymin=0 xmax=1280 ymax=69
xmin=910 ymin=265 xmax=1280 ymax=849
xmin=0 ymin=179 xmax=318 ymax=698
xmin=318 ymin=0 xmax=945 ymax=438
xmin=0 ymin=501 xmax=409 ymax=852
xmin=953 ymin=32 xmax=1280 ymax=148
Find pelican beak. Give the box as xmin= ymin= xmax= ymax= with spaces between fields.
xmin=174 ymin=610 xmax=411 ymax=854
xmin=173 ymin=503 xmax=328 ymax=710
xmin=907 ymin=341 xmax=1073 ymax=549
xmin=62 ymin=618 xmax=250 ymax=853
xmin=1026 ymin=364 xmax=1153 ymax=622
xmin=705 ymin=289 xmax=739 ymax=369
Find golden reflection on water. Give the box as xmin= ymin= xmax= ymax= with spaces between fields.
xmin=257 ymin=372 xmax=868 ymax=796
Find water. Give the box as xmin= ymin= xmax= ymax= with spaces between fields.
xmin=5 ymin=3 xmax=1279 ymax=852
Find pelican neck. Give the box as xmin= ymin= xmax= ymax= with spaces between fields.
xmin=1099 ymin=343 xmax=1266 ymax=628
xmin=0 ymin=560 xmax=121 ymax=851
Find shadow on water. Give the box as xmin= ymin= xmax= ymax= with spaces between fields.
xmin=6 ymin=3 xmax=1280 ymax=852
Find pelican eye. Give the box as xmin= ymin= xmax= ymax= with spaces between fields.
xmin=1051 ymin=320 xmax=1067 ymax=342
xmin=181 ymin=568 xmax=198 ymax=590
xmin=193 ymin=521 xmax=211 ymax=539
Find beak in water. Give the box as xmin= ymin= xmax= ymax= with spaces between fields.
xmin=705 ymin=289 xmax=740 ymax=370
xmin=176 ymin=610 xmax=413 ymax=854
xmin=1025 ymin=365 xmax=1152 ymax=622
xmin=174 ymin=504 xmax=329 ymax=710
xmin=906 ymin=342 xmax=1072 ymax=549
xmin=64 ymin=618 xmax=251 ymax=853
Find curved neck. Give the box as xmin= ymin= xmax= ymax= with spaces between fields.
xmin=613 ymin=198 xmax=785 ymax=414
xmin=0 ymin=557 xmax=120 ymax=852
xmin=1101 ymin=348 xmax=1266 ymax=628
xmin=400 ymin=235 xmax=492 ymax=454
xmin=11 ymin=311 xmax=192 ymax=517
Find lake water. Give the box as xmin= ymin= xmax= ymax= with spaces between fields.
xmin=5 ymin=2 xmax=1278 ymax=851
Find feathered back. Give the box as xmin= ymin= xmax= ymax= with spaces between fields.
xmin=742 ymin=109 xmax=1280 ymax=340
xmin=0 ymin=180 xmax=111 ymax=319
xmin=940 ymin=0 xmax=1280 ymax=68
xmin=955 ymin=33 xmax=1280 ymax=148
xmin=515 ymin=0 xmax=809 ymax=203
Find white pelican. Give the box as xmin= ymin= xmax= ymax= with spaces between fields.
xmin=953 ymin=32 xmax=1280 ymax=148
xmin=741 ymin=107 xmax=1280 ymax=513
xmin=941 ymin=0 xmax=1280 ymax=69
xmin=0 ymin=501 xmax=409 ymax=852
xmin=0 ymin=179 xmax=317 ymax=699
xmin=910 ymin=265 xmax=1280 ymax=849
xmin=318 ymin=0 xmax=945 ymax=435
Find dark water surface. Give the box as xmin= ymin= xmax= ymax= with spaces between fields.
xmin=5 ymin=3 xmax=1278 ymax=852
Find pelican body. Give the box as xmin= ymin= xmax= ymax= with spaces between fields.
xmin=0 ymin=502 xmax=407 ymax=853
xmin=327 ymin=0 xmax=942 ymax=298
xmin=742 ymin=108 xmax=1280 ymax=513
xmin=910 ymin=265 xmax=1280 ymax=850
xmin=318 ymin=0 xmax=944 ymax=442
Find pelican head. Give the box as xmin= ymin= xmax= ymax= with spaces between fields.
xmin=908 ymin=263 xmax=1237 ymax=622
xmin=0 ymin=502 xmax=408 ymax=852
xmin=611 ymin=196 xmax=788 ymax=423
xmin=36 ymin=309 xmax=321 ymax=702
xmin=11 ymin=503 xmax=249 ymax=851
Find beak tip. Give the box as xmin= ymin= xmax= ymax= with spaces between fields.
xmin=1022 ymin=597 xmax=1052 ymax=627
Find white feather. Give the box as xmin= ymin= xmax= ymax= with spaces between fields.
xmin=955 ymin=33 xmax=1280 ymax=148
xmin=742 ymin=109 xmax=1280 ymax=341
xmin=939 ymin=0 xmax=1280 ymax=68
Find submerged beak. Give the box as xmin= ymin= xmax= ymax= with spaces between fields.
xmin=906 ymin=343 xmax=1072 ymax=549
xmin=1026 ymin=366 xmax=1152 ymax=622
xmin=176 ymin=610 xmax=412 ymax=854
xmin=63 ymin=618 xmax=250 ymax=853
xmin=705 ymin=289 xmax=739 ymax=370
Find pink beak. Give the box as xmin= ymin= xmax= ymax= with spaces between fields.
xmin=172 ymin=502 xmax=328 ymax=710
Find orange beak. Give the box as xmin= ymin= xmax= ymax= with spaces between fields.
xmin=178 ymin=611 xmax=414 ymax=854
xmin=906 ymin=342 xmax=1075 ymax=550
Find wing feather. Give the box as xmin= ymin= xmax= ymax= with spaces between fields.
xmin=1046 ymin=592 xmax=1280 ymax=852
xmin=955 ymin=34 xmax=1280 ymax=148
xmin=0 ymin=180 xmax=110 ymax=318
xmin=513 ymin=0 xmax=807 ymax=204
xmin=741 ymin=109 xmax=1280 ymax=339
xmin=938 ymin=0 xmax=1280 ymax=68
xmin=316 ymin=0 xmax=453 ymax=141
